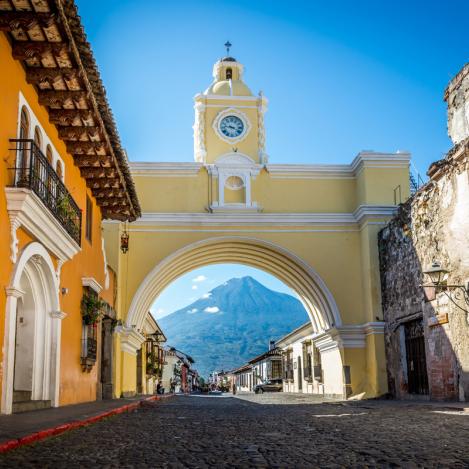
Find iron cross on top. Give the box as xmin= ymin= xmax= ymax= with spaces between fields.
xmin=224 ymin=41 xmax=232 ymax=55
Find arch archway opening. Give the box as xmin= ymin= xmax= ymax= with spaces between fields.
xmin=127 ymin=237 xmax=341 ymax=334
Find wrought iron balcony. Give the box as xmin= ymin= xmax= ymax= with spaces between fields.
xmin=10 ymin=139 xmax=81 ymax=245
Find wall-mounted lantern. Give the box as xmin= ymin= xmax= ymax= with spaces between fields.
xmin=120 ymin=230 xmax=129 ymax=254
xmin=422 ymin=261 xmax=469 ymax=313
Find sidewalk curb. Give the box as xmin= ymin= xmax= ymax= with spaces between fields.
xmin=0 ymin=394 xmax=174 ymax=454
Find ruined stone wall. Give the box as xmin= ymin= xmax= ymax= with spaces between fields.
xmin=379 ymin=140 xmax=469 ymax=400
xmin=445 ymin=63 xmax=469 ymax=145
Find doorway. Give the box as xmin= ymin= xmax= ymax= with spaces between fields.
xmin=404 ymin=319 xmax=429 ymax=395
xmin=136 ymin=348 xmax=143 ymax=394
xmin=297 ymin=356 xmax=302 ymax=391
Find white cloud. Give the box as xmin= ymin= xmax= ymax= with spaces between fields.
xmin=201 ymin=292 xmax=212 ymax=299
xmin=192 ymin=285 xmax=198 ymax=290
xmin=192 ymin=275 xmax=207 ymax=283
xmin=187 ymin=308 xmax=198 ymax=314
xmin=204 ymin=306 xmax=220 ymax=314
xmin=151 ymin=307 xmax=165 ymax=318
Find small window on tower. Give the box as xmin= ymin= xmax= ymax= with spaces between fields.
xmin=226 ymin=68 xmax=232 ymax=80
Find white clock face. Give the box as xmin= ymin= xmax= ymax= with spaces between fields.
xmin=220 ymin=115 xmax=244 ymax=139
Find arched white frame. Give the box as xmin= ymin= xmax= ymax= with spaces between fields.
xmin=2 ymin=242 xmax=64 ymax=414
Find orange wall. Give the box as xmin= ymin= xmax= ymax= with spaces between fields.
xmin=0 ymin=33 xmax=113 ymax=406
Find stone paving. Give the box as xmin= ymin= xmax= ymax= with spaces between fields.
xmin=1 ymin=394 xmax=469 ymax=467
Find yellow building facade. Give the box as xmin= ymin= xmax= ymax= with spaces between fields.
xmin=105 ymin=53 xmax=411 ymax=399
xmin=0 ymin=2 xmax=140 ymax=413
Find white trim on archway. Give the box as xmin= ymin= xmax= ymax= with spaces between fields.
xmin=2 ymin=242 xmax=64 ymax=414
xmin=125 ymin=236 xmax=342 ymax=334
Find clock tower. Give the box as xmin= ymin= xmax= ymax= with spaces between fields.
xmin=193 ymin=49 xmax=268 ymax=166
xmin=192 ymin=46 xmax=268 ymax=212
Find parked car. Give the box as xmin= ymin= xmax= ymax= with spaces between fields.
xmin=254 ymin=379 xmax=283 ymax=393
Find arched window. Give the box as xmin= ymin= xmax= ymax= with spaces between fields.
xmin=33 ymin=126 xmax=42 ymax=150
xmin=56 ymin=160 xmax=63 ymax=180
xmin=45 ymin=145 xmax=54 ymax=196
xmin=226 ymin=68 xmax=232 ymax=80
xmin=46 ymin=145 xmax=53 ymax=166
xmin=18 ymin=107 xmax=30 ymax=183
xmin=19 ymin=106 xmax=29 ymax=140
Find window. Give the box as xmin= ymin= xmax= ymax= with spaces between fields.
xmin=226 ymin=68 xmax=232 ymax=79
xmin=18 ymin=107 xmax=30 ymax=182
xmin=85 ymin=195 xmax=93 ymax=242
xmin=271 ymin=359 xmax=282 ymax=379
xmin=20 ymin=106 xmax=29 ymax=139
xmin=33 ymin=126 xmax=42 ymax=150
xmin=46 ymin=145 xmax=53 ymax=166
xmin=56 ymin=160 xmax=63 ymax=180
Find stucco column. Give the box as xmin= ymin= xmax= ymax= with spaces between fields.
xmin=2 ymin=287 xmax=25 ymax=414
xmin=49 ymin=310 xmax=67 ymax=408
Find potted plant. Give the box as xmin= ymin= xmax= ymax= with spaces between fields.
xmin=81 ymin=294 xmax=105 ymax=325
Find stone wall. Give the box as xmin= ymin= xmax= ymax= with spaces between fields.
xmin=379 ymin=138 xmax=469 ymax=400
xmin=445 ymin=63 xmax=469 ymax=145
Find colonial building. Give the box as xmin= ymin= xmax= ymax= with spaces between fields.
xmin=0 ymin=2 xmax=140 ymax=413
xmin=249 ymin=342 xmax=282 ymax=387
xmin=233 ymin=364 xmax=253 ymax=392
xmin=104 ymin=47 xmax=411 ymax=400
xmin=137 ymin=313 xmax=166 ymax=396
xmin=160 ymin=347 xmax=196 ymax=394
xmin=379 ymin=63 xmax=469 ymax=401
xmin=276 ymin=323 xmax=320 ymax=394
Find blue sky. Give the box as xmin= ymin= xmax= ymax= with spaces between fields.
xmin=76 ymin=0 xmax=467 ymax=175
xmin=76 ymin=0 xmax=468 ymax=315
xmin=151 ymin=265 xmax=296 ymax=320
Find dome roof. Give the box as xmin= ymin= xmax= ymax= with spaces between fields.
xmin=205 ymin=79 xmax=253 ymax=96
xmin=220 ymin=56 xmax=237 ymax=62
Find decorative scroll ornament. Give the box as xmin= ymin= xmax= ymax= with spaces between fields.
xmin=257 ymin=94 xmax=268 ymax=164
xmin=193 ymin=102 xmax=207 ymax=163
xmin=9 ymin=217 xmax=20 ymax=264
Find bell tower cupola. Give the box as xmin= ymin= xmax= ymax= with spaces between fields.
xmin=193 ymin=42 xmax=268 ymax=166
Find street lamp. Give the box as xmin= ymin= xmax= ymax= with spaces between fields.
xmin=423 ymin=262 xmax=449 ymax=287
xmin=422 ymin=261 xmax=469 ymax=313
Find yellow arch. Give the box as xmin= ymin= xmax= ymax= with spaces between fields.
xmin=126 ymin=236 xmax=342 ymax=332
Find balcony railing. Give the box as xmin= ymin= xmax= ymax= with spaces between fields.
xmin=10 ymin=139 xmax=81 ymax=245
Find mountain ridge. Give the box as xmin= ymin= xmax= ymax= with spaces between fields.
xmin=158 ymin=276 xmax=308 ymax=378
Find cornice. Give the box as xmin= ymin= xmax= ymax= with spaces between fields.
xmin=130 ymin=162 xmax=203 ymax=177
xmin=115 ymin=325 xmax=145 ymax=355
xmin=129 ymin=151 xmax=410 ymax=179
xmin=129 ymin=206 xmax=396 ymax=227
xmin=81 ymin=277 xmax=103 ymax=294
xmin=5 ymin=188 xmax=81 ymax=263
xmin=275 ymin=321 xmax=314 ymax=347
xmin=266 ymin=152 xmax=410 ymax=179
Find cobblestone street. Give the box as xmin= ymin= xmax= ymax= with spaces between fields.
xmin=1 ymin=395 xmax=469 ymax=467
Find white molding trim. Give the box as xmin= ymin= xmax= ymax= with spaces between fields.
xmin=130 ymin=206 xmax=397 ymax=227
xmin=81 ymin=277 xmax=103 ymax=294
xmin=116 ymin=326 xmax=145 ymax=355
xmin=125 ymin=236 xmax=342 ymax=333
xmin=130 ymin=162 xmax=202 ymax=177
xmin=5 ymin=188 xmax=81 ymax=263
xmin=313 ymin=321 xmax=386 ymax=351
xmin=2 ymin=242 xmax=61 ymax=414
xmin=266 ymin=152 xmax=410 ymax=179
xmin=4 ymin=286 xmax=25 ymax=299
xmin=212 ymin=107 xmax=252 ymax=145
xmin=50 ymin=311 xmax=67 ymax=320
xmin=129 ymin=151 xmax=410 ymax=180
xmin=209 ymin=203 xmax=262 ymax=213
xmin=198 ymin=93 xmax=259 ymax=102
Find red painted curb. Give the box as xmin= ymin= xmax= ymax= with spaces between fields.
xmin=0 ymin=394 xmax=175 ymax=454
